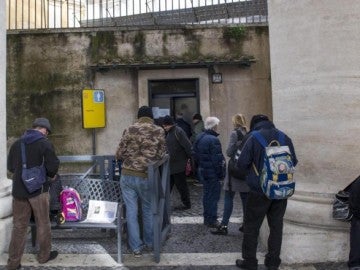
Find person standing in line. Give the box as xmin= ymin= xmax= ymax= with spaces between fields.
xmin=211 ymin=113 xmax=249 ymax=235
xmin=116 ymin=106 xmax=166 ymax=257
xmin=192 ymin=116 xmax=226 ymax=228
xmin=162 ymin=115 xmax=192 ymax=210
xmin=349 ymin=175 xmax=360 ymax=270
xmin=234 ymin=114 xmax=298 ymax=270
xmin=190 ymin=113 xmax=205 ymax=144
xmin=175 ymin=111 xmax=192 ymax=139
xmin=7 ymin=118 xmax=60 ymax=270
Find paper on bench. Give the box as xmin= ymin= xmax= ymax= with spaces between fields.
xmin=82 ymin=200 xmax=118 ymax=223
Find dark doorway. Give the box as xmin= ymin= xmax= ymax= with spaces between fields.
xmin=148 ymin=79 xmax=199 ymax=125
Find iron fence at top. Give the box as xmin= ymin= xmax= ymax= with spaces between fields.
xmin=7 ymin=0 xmax=267 ymax=30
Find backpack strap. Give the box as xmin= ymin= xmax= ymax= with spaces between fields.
xmin=20 ymin=140 xmax=27 ymax=169
xmin=278 ymin=130 xmax=285 ymax=145
xmin=252 ymin=131 xmax=268 ymax=148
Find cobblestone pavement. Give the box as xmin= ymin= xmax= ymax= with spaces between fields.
xmin=0 ymin=179 xmax=349 ymax=270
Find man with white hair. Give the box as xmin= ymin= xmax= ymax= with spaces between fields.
xmin=192 ymin=116 xmax=225 ymax=228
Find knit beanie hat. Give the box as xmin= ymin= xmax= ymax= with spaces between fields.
xmin=162 ymin=115 xmax=175 ymax=126
xmin=250 ymin=114 xmax=269 ymax=130
xmin=137 ymin=106 xmax=153 ymax=119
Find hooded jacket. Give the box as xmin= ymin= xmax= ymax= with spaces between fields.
xmin=236 ymin=120 xmax=298 ymax=194
xmin=7 ymin=129 xmax=60 ymax=199
xmin=192 ymin=129 xmax=225 ymax=180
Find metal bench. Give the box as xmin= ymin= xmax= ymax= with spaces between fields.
xmin=30 ymin=177 xmax=123 ymax=263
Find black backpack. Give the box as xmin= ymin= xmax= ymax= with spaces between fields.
xmin=228 ymin=129 xmax=246 ymax=179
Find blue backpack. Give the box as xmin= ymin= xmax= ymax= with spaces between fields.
xmin=252 ymin=131 xmax=295 ymax=200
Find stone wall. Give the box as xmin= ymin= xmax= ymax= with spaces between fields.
xmin=6 ymin=26 xmax=271 ymax=157
xmin=1 ymin=0 xmax=13 ymax=256
xmin=265 ymin=0 xmax=360 ymax=263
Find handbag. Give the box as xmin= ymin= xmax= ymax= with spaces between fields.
xmin=332 ymin=179 xmax=356 ymax=222
xmin=21 ymin=140 xmax=47 ymax=193
xmin=185 ymin=159 xmax=193 ymax=177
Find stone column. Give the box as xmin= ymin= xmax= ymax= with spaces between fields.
xmin=265 ymin=0 xmax=360 ymax=263
xmin=0 ymin=0 xmax=13 ymax=255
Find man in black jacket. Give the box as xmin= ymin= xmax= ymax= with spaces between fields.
xmin=7 ymin=118 xmax=60 ymax=270
xmin=235 ymin=115 xmax=298 ymax=270
xmin=162 ymin=115 xmax=192 ymax=210
xmin=349 ymin=175 xmax=360 ymax=270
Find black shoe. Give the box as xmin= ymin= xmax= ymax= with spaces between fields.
xmin=239 ymin=224 xmax=244 ymax=232
xmin=17 ymin=265 xmax=22 ymax=270
xmin=205 ymin=221 xmax=220 ymax=228
xmin=211 ymin=225 xmax=228 ymax=235
xmin=267 ymin=267 xmax=279 ymax=270
xmin=44 ymin=250 xmax=58 ymax=263
xmin=235 ymin=259 xmax=257 ymax=270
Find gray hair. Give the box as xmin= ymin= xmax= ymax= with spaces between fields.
xmin=204 ymin=116 xmax=220 ymax=130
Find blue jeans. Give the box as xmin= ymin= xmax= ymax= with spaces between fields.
xmin=120 ymin=174 xmax=153 ymax=252
xmin=221 ymin=190 xmax=248 ymax=226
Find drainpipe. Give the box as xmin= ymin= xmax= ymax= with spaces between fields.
xmin=0 ymin=0 xmax=14 ymax=256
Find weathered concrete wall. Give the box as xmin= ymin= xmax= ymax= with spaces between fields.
xmin=7 ymin=26 xmax=271 ymax=155
xmin=1 ymin=0 xmax=13 ymax=256
xmin=265 ymin=0 xmax=360 ymax=264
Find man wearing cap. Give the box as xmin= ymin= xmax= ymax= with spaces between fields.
xmin=234 ymin=115 xmax=298 ymax=270
xmin=162 ymin=115 xmax=192 ymax=210
xmin=7 ymin=118 xmax=60 ymax=269
xmin=115 ymin=106 xmax=166 ymax=257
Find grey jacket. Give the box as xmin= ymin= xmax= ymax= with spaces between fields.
xmin=223 ymin=127 xmax=250 ymax=192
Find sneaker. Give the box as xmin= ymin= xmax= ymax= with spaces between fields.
xmin=211 ymin=225 xmax=228 ymax=235
xmin=133 ymin=250 xmax=142 ymax=258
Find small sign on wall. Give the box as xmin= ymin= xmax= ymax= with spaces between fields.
xmin=212 ymin=73 xmax=222 ymax=84
xmin=82 ymin=89 xmax=106 ymax=128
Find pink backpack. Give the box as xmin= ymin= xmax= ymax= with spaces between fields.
xmin=60 ymin=187 xmax=82 ymax=222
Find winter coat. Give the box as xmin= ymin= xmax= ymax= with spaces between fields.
xmin=116 ymin=116 xmax=166 ymax=178
xmin=350 ymin=176 xmax=360 ymax=219
xmin=190 ymin=120 xmax=204 ymax=143
xmin=7 ymin=129 xmax=60 ymax=199
xmin=223 ymin=127 xmax=250 ymax=192
xmin=192 ymin=129 xmax=225 ymax=180
xmin=176 ymin=118 xmax=192 ymax=139
xmin=165 ymin=125 xmax=192 ymax=174
xmin=236 ymin=120 xmax=298 ymax=194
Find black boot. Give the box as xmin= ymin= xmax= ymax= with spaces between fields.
xmin=210 ymin=225 xmax=228 ymax=235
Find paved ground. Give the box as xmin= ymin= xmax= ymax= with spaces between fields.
xmin=0 ymin=179 xmax=349 ymax=270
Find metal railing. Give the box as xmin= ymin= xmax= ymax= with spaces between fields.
xmin=7 ymin=0 xmax=267 ymax=30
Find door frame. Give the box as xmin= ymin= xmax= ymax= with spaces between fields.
xmin=138 ymin=68 xmax=210 ymax=119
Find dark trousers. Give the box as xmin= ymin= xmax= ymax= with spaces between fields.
xmin=349 ymin=216 xmax=360 ymax=268
xmin=242 ymin=191 xmax=287 ymax=269
xmin=170 ymin=171 xmax=191 ymax=208
xmin=202 ymin=178 xmax=221 ymax=224
xmin=7 ymin=192 xmax=52 ymax=270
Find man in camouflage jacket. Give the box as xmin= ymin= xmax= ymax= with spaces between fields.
xmin=116 ymin=106 xmax=166 ymax=257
